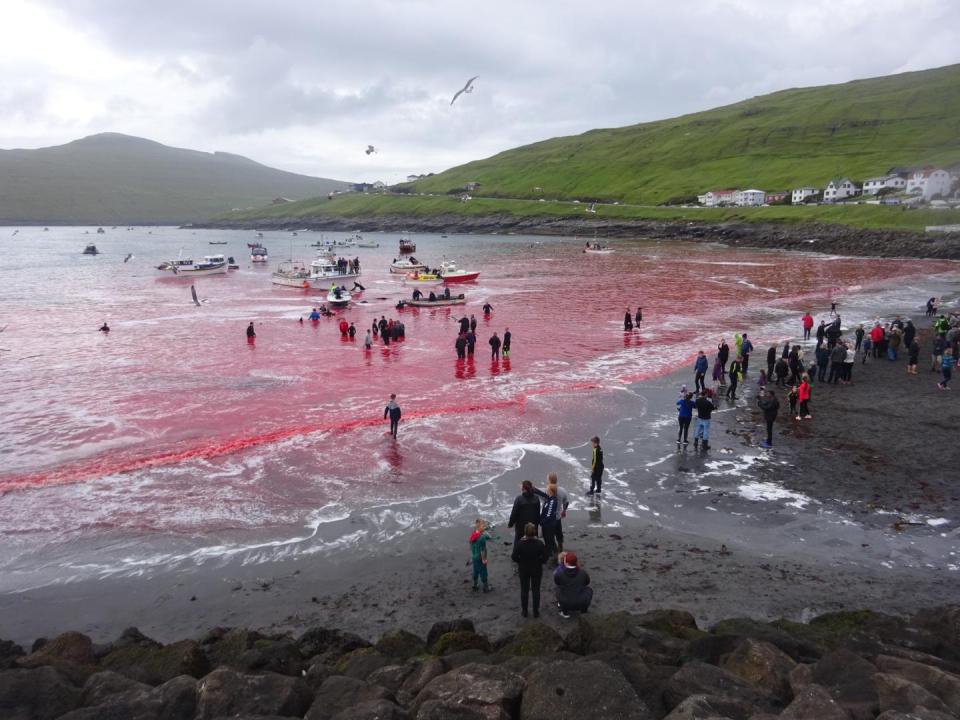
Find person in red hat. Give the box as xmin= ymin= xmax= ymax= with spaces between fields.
xmin=554 ymin=551 xmax=593 ymax=618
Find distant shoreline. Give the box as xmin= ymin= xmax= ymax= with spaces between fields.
xmin=196 ymin=214 xmax=960 ymax=260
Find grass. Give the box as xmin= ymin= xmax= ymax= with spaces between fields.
xmin=222 ymin=192 xmax=960 ymax=232
xmin=406 ymin=64 xmax=960 ymax=205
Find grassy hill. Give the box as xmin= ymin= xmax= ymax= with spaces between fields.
xmin=0 ymin=133 xmax=350 ymax=224
xmin=407 ymin=64 xmax=960 ymax=204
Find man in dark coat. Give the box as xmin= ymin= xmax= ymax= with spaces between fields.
xmin=508 ymin=480 xmax=541 ymax=550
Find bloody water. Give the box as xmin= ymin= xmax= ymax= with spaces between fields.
xmin=1 ymin=227 xmax=956 ymax=585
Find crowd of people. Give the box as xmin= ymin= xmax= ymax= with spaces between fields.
xmin=452 ymin=310 xmax=511 ymax=361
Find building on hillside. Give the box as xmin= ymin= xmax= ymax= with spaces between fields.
xmin=465 ymin=181 xmax=481 ymax=191
xmin=862 ymin=174 xmax=907 ymax=195
xmin=906 ymin=168 xmax=953 ymax=200
xmin=735 ymin=189 xmax=767 ymax=206
xmin=698 ymin=189 xmax=738 ymax=207
xmin=765 ymin=191 xmax=788 ymax=204
xmin=406 ymin=174 xmax=423 ymax=182
xmin=371 ymin=181 xmax=386 ymax=190
xmin=271 ymin=197 xmax=293 ymax=204
xmin=823 ymin=178 xmax=859 ymax=202
xmin=791 ymin=187 xmax=819 ymax=204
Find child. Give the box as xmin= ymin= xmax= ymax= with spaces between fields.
xmin=757 ymin=369 xmax=767 ymax=389
xmin=588 ymin=436 xmax=604 ymax=495
xmin=469 ymin=518 xmax=491 ymax=593
xmin=787 ymin=386 xmax=799 ymax=418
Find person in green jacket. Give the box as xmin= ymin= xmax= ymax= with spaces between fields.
xmin=469 ymin=518 xmax=492 ymax=593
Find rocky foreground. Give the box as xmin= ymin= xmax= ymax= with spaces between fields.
xmin=201 ymin=214 xmax=960 ymax=260
xmin=4 ymin=607 xmax=960 ymax=719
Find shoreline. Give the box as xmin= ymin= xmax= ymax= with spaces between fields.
xmin=194 ymin=214 xmax=960 ymax=260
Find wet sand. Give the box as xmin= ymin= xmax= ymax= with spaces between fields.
xmin=3 ymin=317 xmax=958 ymax=647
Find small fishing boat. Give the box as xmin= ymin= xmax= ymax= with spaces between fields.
xmin=96 ymin=227 xmax=105 ymax=234
xmin=209 ymin=240 xmax=228 ymax=245
xmin=326 ymin=288 xmax=351 ymax=308
xmin=165 ymin=254 xmax=228 ymax=276
xmin=583 ymin=241 xmax=614 ymax=254
xmin=256 ymin=232 xmax=264 ymax=238
xmin=399 ymin=238 xmax=416 ymax=253
xmin=250 ymin=243 xmax=268 ymax=263
xmin=271 ymin=260 xmax=313 ymax=289
xmin=404 ymin=272 xmax=444 ymax=287
xmin=357 ymin=240 xmax=380 ymax=248
xmin=83 ymin=243 xmax=99 ymax=255
xmin=390 ymin=257 xmax=426 ymax=274
xmin=227 ymin=256 xmax=239 ymax=270
xmin=438 ymin=260 xmax=480 ymax=283
xmin=399 ymin=294 xmax=466 ymax=308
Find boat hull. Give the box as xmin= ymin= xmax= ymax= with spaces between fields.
xmin=170 ymin=265 xmax=227 ymax=276
xmin=390 ymin=263 xmax=425 ymax=274
xmin=308 ymin=272 xmax=359 ymax=290
xmin=440 ymin=271 xmax=480 ymax=283
xmin=402 ymin=297 xmax=466 ymax=307
xmin=272 ymin=273 xmax=312 ymax=288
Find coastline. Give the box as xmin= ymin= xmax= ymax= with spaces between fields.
xmin=195 ymin=214 xmax=960 ymax=260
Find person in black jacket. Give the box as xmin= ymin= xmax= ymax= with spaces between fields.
xmin=757 ymin=389 xmax=779 ymax=448
xmin=489 ymin=332 xmax=502 ymax=360
xmin=766 ymin=345 xmax=777 ymax=379
xmin=554 ymin=551 xmax=592 ymax=618
xmin=512 ymin=522 xmax=547 ymax=617
xmin=383 ymin=394 xmax=401 ymax=438
xmin=588 ymin=436 xmax=604 ymax=495
xmin=508 ymin=481 xmax=541 ymax=550
xmin=717 ymin=339 xmax=730 ymax=374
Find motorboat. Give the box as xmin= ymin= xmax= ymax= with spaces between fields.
xmin=209 ymin=240 xmax=228 ymax=245
xmin=583 ymin=241 xmax=614 ymax=254
xmin=251 ymin=243 xmax=268 ymax=263
xmin=357 ymin=240 xmax=380 ymax=248
xmin=307 ymin=257 xmax=360 ymax=289
xmin=404 ymin=272 xmax=444 ymax=287
xmin=271 ymin=260 xmax=313 ymax=289
xmin=399 ymin=294 xmax=466 ymax=307
xmin=438 ymin=260 xmax=480 ymax=283
xmin=326 ymin=288 xmax=351 ymax=308
xmin=390 ymin=257 xmax=426 ymax=274
xmin=83 ymin=243 xmax=99 ymax=255
xmin=311 ymin=237 xmax=356 ymax=249
xmin=399 ymin=238 xmax=416 ymax=253
xmin=164 ymin=254 xmax=228 ymax=276
xmin=96 ymin=227 xmax=105 ymax=234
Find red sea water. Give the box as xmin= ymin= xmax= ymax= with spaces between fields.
xmin=0 ymin=227 xmax=956 ymax=585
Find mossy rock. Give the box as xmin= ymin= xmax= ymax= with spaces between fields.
xmin=101 ymin=639 xmax=210 ymax=685
xmin=430 ymin=630 xmax=492 ymax=656
xmin=634 ymin=609 xmax=706 ymax=641
xmin=375 ymin=629 xmax=426 ymax=661
xmin=16 ymin=632 xmax=99 ymax=684
xmin=334 ymin=647 xmax=392 ymax=679
xmin=500 ymin=623 xmax=564 ymax=657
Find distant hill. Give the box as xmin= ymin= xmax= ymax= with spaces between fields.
xmin=408 ymin=64 xmax=960 ymax=204
xmin=0 ymin=133 xmax=350 ymax=224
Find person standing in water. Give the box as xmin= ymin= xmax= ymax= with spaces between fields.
xmin=99 ymin=322 xmax=110 ymax=333
xmin=588 ymin=436 xmax=604 ymax=495
xmin=635 ymin=307 xmax=642 ymax=326
xmin=502 ymin=328 xmax=512 ymax=358
xmin=364 ymin=330 xmax=372 ymax=349
xmin=624 ymin=308 xmax=633 ymax=331
xmin=482 ymin=302 xmax=494 ymax=315
xmin=384 ymin=394 xmax=402 ymax=438
xmin=470 ymin=314 xmax=478 ymax=334
xmin=246 ymin=322 xmax=256 ymax=339
xmin=489 ymin=332 xmax=502 ymax=359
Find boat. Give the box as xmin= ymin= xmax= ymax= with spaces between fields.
xmin=271 ymin=260 xmax=313 ymax=288
xmin=399 ymin=294 xmax=466 ymax=308
xmin=83 ymin=243 xmax=99 ymax=255
xmin=438 ymin=260 xmax=480 ymax=283
xmin=256 ymin=232 xmax=264 ymax=238
xmin=96 ymin=227 xmax=105 ymax=234
xmin=251 ymin=244 xmax=268 ymax=263
xmin=209 ymin=240 xmax=228 ymax=245
xmin=399 ymin=238 xmax=416 ymax=253
xmin=159 ymin=253 xmax=227 ymax=276
xmin=390 ymin=257 xmax=426 ymax=274
xmin=404 ymin=272 xmax=444 ymax=287
xmin=583 ymin=240 xmax=614 ymax=254
xmin=357 ymin=240 xmax=380 ymax=248
xmin=306 ymin=257 xmax=360 ymax=289
xmin=326 ymin=288 xmax=351 ymax=308
xmin=311 ymin=237 xmax=356 ymax=249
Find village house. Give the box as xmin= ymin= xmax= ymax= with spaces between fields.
xmin=735 ymin=189 xmax=766 ymax=206
xmin=823 ymin=178 xmax=859 ymax=202
xmin=906 ymin=168 xmax=953 ymax=200
xmin=698 ymin=189 xmax=738 ymax=207
xmin=862 ymin=174 xmax=907 ymax=195
xmin=465 ymin=181 xmax=481 ymax=191
xmin=765 ymin=191 xmax=788 ymax=204
xmin=791 ymin=187 xmax=819 ymax=204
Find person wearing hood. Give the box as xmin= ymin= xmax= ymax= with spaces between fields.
xmin=383 ymin=394 xmax=401 ymax=438
xmin=757 ymin=389 xmax=779 ymax=448
xmin=508 ymin=480 xmax=541 ymax=550
xmin=554 ymin=551 xmax=592 ymax=618
xmin=511 ymin=522 xmax=547 ymax=617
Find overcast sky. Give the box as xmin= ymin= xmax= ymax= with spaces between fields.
xmin=2 ymin=0 xmax=958 ymax=183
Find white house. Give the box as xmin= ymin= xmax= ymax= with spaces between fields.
xmin=791 ymin=187 xmax=818 ymax=204
xmin=371 ymin=181 xmax=386 ymax=190
xmin=735 ymin=189 xmax=766 ymax=207
xmin=906 ymin=168 xmax=953 ymax=200
xmin=699 ymin=189 xmax=738 ymax=207
xmin=823 ymin=178 xmax=859 ymax=202
xmin=862 ymin=174 xmax=906 ymax=195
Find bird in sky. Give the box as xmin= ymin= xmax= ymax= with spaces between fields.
xmin=365 ymin=145 xmax=377 ymax=155
xmin=450 ymin=76 xmax=479 ymax=106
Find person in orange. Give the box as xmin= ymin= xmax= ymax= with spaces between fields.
xmin=797 ymin=374 xmax=812 ymax=420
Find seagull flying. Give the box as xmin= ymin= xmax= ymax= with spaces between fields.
xmin=365 ymin=145 xmax=377 ymax=155
xmin=450 ymin=76 xmax=479 ymax=106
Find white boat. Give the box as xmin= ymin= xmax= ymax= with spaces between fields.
xmin=251 ymin=244 xmax=268 ymax=263
xmin=438 ymin=260 xmax=480 ymax=283
xmin=307 ymin=257 xmax=360 ymax=289
xmin=584 ymin=247 xmax=615 ymax=255
xmin=271 ymin=260 xmax=313 ymax=289
xmin=390 ymin=257 xmax=426 ymax=274
xmin=326 ymin=289 xmax=351 ymax=307
xmin=357 ymin=241 xmax=380 ymax=248
xmin=165 ymin=254 xmax=228 ymax=276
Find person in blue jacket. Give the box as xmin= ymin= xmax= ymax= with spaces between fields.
xmin=693 ymin=351 xmax=708 ymax=394
xmin=676 ymin=391 xmax=696 ymax=445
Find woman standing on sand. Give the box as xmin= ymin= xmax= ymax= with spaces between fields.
xmin=512 ymin=523 xmax=547 ymax=618
xmin=797 ymin=374 xmax=812 ymax=419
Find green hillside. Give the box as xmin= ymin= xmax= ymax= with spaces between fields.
xmin=408 ymin=64 xmax=960 ymax=204
xmin=0 ymin=133 xmax=350 ymax=224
